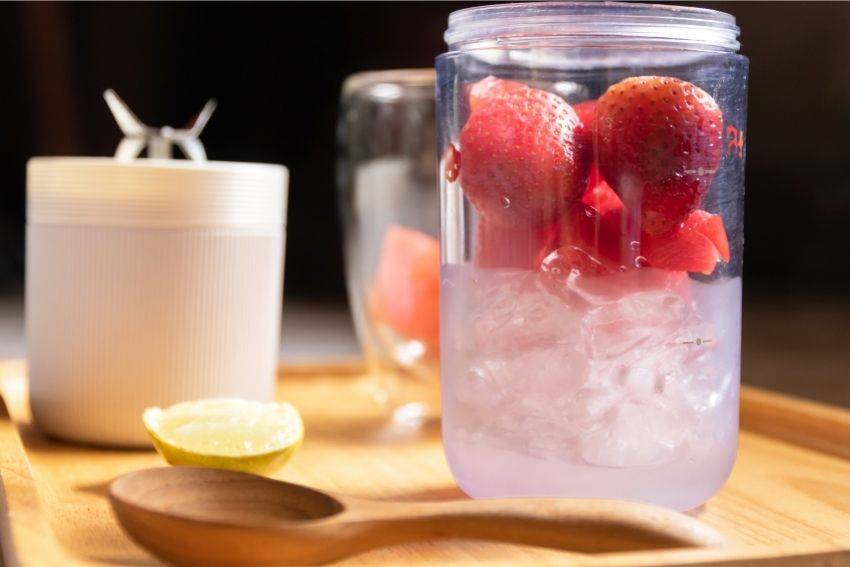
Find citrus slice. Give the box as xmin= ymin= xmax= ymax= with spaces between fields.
xmin=143 ymin=398 xmax=303 ymax=475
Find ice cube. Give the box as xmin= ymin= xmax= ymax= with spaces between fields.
xmin=452 ymin=362 xmax=507 ymax=407
xmin=684 ymin=369 xmax=735 ymax=414
xmin=441 ymin=264 xmax=737 ymax=467
xmin=571 ymin=386 xmax=623 ymax=428
xmin=526 ymin=426 xmax=572 ymax=459
xmin=582 ymin=290 xmax=689 ymax=359
xmin=466 ymin=270 xmax=582 ymax=354
xmin=579 ymin=400 xmax=689 ymax=467
xmin=620 ymin=366 xmax=662 ymax=398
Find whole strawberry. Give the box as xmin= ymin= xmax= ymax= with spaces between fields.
xmin=460 ymin=77 xmax=586 ymax=227
xmin=468 ymin=76 xmax=526 ymax=112
xmin=596 ymin=76 xmax=723 ymax=235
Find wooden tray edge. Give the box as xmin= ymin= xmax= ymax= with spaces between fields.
xmin=0 ymin=392 xmax=79 ymax=567
xmin=741 ymin=386 xmax=850 ymax=460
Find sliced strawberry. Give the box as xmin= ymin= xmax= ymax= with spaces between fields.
xmin=684 ymin=209 xmax=730 ymax=262
xmin=534 ymin=207 xmax=624 ymax=273
xmin=596 ymin=76 xmax=723 ymax=236
xmin=372 ymin=225 xmax=440 ymax=351
xmin=581 ymin=165 xmax=623 ymax=216
xmin=642 ymin=216 xmax=723 ymax=276
xmin=572 ymin=168 xmax=632 ymax=268
xmin=476 ymin=218 xmax=559 ymax=269
xmin=460 ymin=77 xmax=586 ymax=227
xmin=535 ymin=167 xmax=633 ymax=272
xmin=569 ymin=202 xmax=628 ymax=269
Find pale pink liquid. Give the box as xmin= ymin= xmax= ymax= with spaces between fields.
xmin=441 ymin=265 xmax=741 ymax=510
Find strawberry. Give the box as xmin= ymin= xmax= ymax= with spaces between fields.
xmin=596 ymin=76 xmax=723 ymax=236
xmin=573 ymin=99 xmax=598 ymax=160
xmin=570 ymin=189 xmax=630 ymax=269
xmin=642 ymin=230 xmax=720 ymax=276
xmin=642 ymin=209 xmax=729 ymax=275
xmin=476 ymin=217 xmax=559 ymax=269
xmin=468 ymin=76 xmax=526 ymax=112
xmin=460 ymin=77 xmax=586 ymax=227
xmin=534 ymin=170 xmax=632 ymax=274
xmin=573 ymin=100 xmax=598 ymax=133
xmin=581 ymin=165 xmax=623 ymax=216
xmin=684 ymin=209 xmax=730 ymax=262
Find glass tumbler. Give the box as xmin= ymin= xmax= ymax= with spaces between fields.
xmin=338 ymin=69 xmax=441 ymax=424
xmin=437 ymin=3 xmax=748 ymax=510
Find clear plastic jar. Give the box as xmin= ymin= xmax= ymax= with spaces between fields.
xmin=338 ymin=70 xmax=441 ymax=424
xmin=437 ymin=2 xmax=747 ymax=510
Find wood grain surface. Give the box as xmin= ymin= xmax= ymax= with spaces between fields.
xmin=0 ymin=359 xmax=848 ymax=566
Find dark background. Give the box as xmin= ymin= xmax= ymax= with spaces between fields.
xmin=0 ymin=2 xmax=848 ymax=400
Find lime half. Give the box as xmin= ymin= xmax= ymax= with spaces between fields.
xmin=143 ymin=398 xmax=303 ymax=475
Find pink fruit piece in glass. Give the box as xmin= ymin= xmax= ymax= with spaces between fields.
xmin=372 ymin=225 xmax=440 ymax=351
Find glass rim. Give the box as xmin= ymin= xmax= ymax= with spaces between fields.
xmin=341 ymin=69 xmax=436 ymax=101
xmin=444 ymin=2 xmax=740 ymax=52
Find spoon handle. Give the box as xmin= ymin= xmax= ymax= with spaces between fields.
xmin=351 ymin=497 xmax=724 ymax=553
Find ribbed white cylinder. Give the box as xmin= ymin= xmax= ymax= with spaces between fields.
xmin=26 ymin=158 xmax=288 ymax=446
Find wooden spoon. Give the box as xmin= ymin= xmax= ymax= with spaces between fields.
xmin=109 ymin=467 xmax=724 ymax=565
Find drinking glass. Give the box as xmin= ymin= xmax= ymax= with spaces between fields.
xmin=437 ymin=2 xmax=748 ymax=509
xmin=338 ymin=69 xmax=440 ymax=424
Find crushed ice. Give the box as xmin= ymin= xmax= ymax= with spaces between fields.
xmin=445 ymin=266 xmax=738 ymax=468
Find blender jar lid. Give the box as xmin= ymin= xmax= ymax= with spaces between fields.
xmin=444 ymin=2 xmax=740 ymax=52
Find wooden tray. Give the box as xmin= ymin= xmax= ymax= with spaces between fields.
xmin=1 ymin=359 xmax=850 ymax=566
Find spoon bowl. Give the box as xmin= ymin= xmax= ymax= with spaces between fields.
xmin=112 ymin=466 xmax=342 ymax=524
xmin=109 ymin=467 xmax=725 ymax=565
